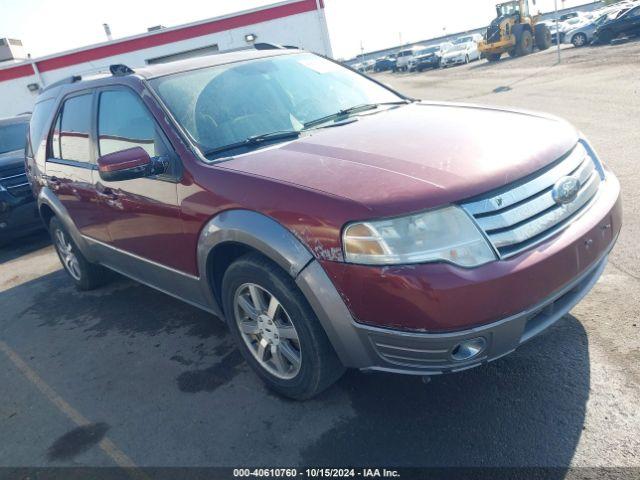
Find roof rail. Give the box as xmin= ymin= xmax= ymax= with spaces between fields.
xmin=41 ymin=75 xmax=82 ymax=93
xmin=254 ymin=42 xmax=299 ymax=51
xmin=109 ymin=64 xmax=135 ymax=76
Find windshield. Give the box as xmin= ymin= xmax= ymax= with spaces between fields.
xmin=417 ymin=47 xmax=439 ymax=55
xmin=151 ymin=53 xmax=402 ymax=158
xmin=0 ymin=122 xmax=27 ymax=155
xmin=497 ymin=2 xmax=519 ymax=16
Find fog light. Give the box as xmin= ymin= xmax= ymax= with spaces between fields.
xmin=451 ymin=337 xmax=487 ymax=362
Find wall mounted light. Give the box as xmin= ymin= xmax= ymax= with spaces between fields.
xmin=245 ymin=33 xmax=257 ymax=43
xmin=27 ymin=83 xmax=40 ymax=92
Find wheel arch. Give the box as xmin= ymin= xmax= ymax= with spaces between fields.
xmin=197 ymin=210 xmax=314 ymax=315
xmin=37 ymin=187 xmax=97 ymax=262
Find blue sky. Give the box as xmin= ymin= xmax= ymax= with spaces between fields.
xmin=0 ymin=0 xmax=593 ymax=60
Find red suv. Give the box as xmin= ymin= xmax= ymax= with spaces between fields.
xmin=27 ymin=47 xmax=621 ymax=399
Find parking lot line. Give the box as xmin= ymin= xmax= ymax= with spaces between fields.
xmin=0 ymin=339 xmax=141 ymax=472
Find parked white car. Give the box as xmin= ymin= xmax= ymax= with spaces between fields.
xmin=452 ymin=33 xmax=483 ymax=45
xmin=441 ymin=41 xmax=481 ymax=67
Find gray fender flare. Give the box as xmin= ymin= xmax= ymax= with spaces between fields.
xmin=37 ymin=187 xmax=98 ymax=262
xmin=196 ymin=210 xmax=365 ymax=367
xmin=196 ymin=210 xmax=314 ymax=312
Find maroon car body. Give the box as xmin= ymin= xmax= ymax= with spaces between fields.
xmin=27 ymin=48 xmax=621 ymax=397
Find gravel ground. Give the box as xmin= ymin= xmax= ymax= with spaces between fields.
xmin=0 ymin=41 xmax=638 ymax=473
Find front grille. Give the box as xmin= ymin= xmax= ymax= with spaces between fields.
xmin=462 ymin=142 xmax=602 ymax=258
xmin=0 ymin=165 xmax=31 ymax=198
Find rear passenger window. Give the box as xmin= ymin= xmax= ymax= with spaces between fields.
xmin=97 ymin=89 xmax=168 ymax=158
xmin=51 ymin=94 xmax=93 ymax=163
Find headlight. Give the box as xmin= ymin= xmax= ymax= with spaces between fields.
xmin=342 ymin=206 xmax=497 ymax=267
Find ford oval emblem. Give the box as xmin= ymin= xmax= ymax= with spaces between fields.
xmin=552 ymin=176 xmax=580 ymax=205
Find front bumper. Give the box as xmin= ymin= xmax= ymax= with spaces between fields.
xmin=415 ymin=58 xmax=439 ymax=70
xmin=0 ymin=191 xmax=41 ymax=243
xmin=353 ymin=252 xmax=608 ymax=374
xmin=297 ymin=172 xmax=621 ymax=374
xmin=442 ymin=56 xmax=465 ymax=66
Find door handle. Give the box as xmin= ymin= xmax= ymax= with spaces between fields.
xmin=47 ymin=176 xmax=61 ymax=189
xmin=96 ymin=185 xmax=122 ymax=203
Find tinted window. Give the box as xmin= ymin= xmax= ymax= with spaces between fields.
xmin=97 ymin=89 xmax=166 ymax=158
xmin=627 ymin=7 xmax=640 ymax=17
xmin=0 ymin=122 xmax=27 ymax=155
xmin=28 ymin=99 xmax=55 ymax=157
xmin=52 ymin=94 xmax=93 ymax=163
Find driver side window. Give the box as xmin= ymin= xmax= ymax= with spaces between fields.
xmin=97 ymin=88 xmax=177 ymax=179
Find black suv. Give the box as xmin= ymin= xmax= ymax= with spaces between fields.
xmin=594 ymin=5 xmax=640 ymax=44
xmin=0 ymin=114 xmax=41 ymax=244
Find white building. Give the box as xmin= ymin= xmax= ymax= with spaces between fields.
xmin=0 ymin=0 xmax=332 ymax=118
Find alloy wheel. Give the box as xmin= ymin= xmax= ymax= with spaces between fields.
xmin=573 ymin=34 xmax=586 ymax=47
xmin=54 ymin=228 xmax=81 ymax=281
xmin=233 ymin=283 xmax=302 ymax=380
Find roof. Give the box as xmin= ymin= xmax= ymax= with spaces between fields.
xmin=135 ymin=48 xmax=299 ymax=79
xmin=37 ymin=47 xmax=303 ymax=100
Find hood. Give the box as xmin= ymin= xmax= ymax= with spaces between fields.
xmin=219 ymin=102 xmax=579 ymax=218
xmin=0 ymin=149 xmax=25 ymax=168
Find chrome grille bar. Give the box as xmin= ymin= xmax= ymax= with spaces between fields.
xmin=464 ymin=143 xmax=588 ymax=215
xmin=462 ymin=142 xmax=602 ymax=259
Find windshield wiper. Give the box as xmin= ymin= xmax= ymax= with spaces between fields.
xmin=204 ymin=130 xmax=302 ymax=158
xmin=303 ymin=101 xmax=410 ymax=129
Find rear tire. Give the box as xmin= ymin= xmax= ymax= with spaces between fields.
xmin=572 ymin=32 xmax=588 ymax=47
xmin=49 ymin=217 xmax=108 ymax=291
xmin=535 ymin=24 xmax=552 ymax=50
xmin=222 ymin=252 xmax=345 ymax=400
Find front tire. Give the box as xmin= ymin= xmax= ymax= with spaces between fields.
xmin=487 ymin=53 xmax=502 ymax=62
xmin=222 ymin=253 xmax=345 ymax=400
xmin=515 ymin=29 xmax=534 ymax=56
xmin=596 ymin=29 xmax=613 ymax=45
xmin=49 ymin=217 xmax=108 ymax=291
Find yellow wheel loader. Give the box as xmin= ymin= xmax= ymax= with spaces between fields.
xmin=479 ymin=0 xmax=552 ymax=62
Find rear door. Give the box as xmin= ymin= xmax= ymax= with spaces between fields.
xmin=92 ymin=86 xmax=187 ymax=272
xmin=45 ymin=91 xmax=108 ymax=241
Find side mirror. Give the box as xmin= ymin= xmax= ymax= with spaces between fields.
xmin=97 ymin=147 xmax=160 ymax=182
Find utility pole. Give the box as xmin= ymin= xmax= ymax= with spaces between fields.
xmin=103 ymin=23 xmax=113 ymax=41
xmin=554 ymin=0 xmax=561 ymax=63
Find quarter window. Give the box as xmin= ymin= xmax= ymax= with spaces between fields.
xmin=97 ymin=89 xmax=167 ymax=158
xmin=51 ymin=94 xmax=93 ymax=163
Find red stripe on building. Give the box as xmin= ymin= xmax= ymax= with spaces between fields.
xmin=0 ymin=63 xmax=36 ymax=82
xmin=0 ymin=0 xmax=319 ymax=83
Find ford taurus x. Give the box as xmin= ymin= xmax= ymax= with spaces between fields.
xmin=27 ymin=48 xmax=621 ymax=399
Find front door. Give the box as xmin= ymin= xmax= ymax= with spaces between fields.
xmin=92 ymin=86 xmax=188 ymax=273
